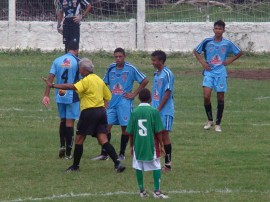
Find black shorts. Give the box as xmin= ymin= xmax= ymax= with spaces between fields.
xmin=76 ymin=107 xmax=108 ymax=137
xmin=63 ymin=20 xmax=80 ymax=47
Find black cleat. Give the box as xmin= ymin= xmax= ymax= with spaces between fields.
xmin=59 ymin=147 xmax=65 ymax=158
xmin=65 ymin=165 xmax=80 ymax=173
xmin=115 ymin=161 xmax=126 ymax=173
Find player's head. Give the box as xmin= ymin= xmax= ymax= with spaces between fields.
xmin=114 ymin=47 xmax=126 ymax=67
xmin=151 ymin=50 xmax=166 ymax=69
xmin=79 ymin=58 xmax=94 ymax=76
xmin=67 ymin=41 xmax=79 ymax=55
xmin=139 ymin=88 xmax=152 ymax=103
xmin=213 ymin=20 xmax=225 ymax=37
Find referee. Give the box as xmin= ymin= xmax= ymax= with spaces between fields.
xmin=56 ymin=0 xmax=92 ymax=53
xmin=43 ymin=58 xmax=126 ymax=173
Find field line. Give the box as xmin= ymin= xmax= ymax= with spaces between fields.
xmin=1 ymin=189 xmax=269 ymax=202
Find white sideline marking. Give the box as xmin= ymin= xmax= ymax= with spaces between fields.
xmin=1 ymin=189 xmax=269 ymax=202
xmin=255 ymin=96 xmax=270 ymax=100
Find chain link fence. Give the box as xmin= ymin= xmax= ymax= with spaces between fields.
xmin=1 ymin=0 xmax=270 ymax=22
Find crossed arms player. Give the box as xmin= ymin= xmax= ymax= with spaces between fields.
xmin=193 ymin=20 xmax=243 ymax=132
xmin=92 ymin=48 xmax=149 ymax=161
xmin=56 ymin=0 xmax=92 ymax=52
xmin=43 ymin=58 xmax=125 ymax=173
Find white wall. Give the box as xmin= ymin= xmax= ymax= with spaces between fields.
xmin=1 ymin=21 xmax=270 ymax=52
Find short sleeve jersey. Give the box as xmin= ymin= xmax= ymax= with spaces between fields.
xmin=194 ymin=37 xmax=241 ymax=77
xmin=49 ymin=52 xmax=80 ymax=104
xmin=59 ymin=0 xmax=90 ymax=22
xmin=152 ymin=66 xmax=175 ymax=117
xmin=74 ymin=73 xmax=112 ymax=111
xmin=103 ymin=62 xmax=146 ymax=107
xmin=126 ymin=103 xmax=164 ymax=161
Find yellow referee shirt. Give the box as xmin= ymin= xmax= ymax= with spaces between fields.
xmin=74 ymin=73 xmax=112 ymax=111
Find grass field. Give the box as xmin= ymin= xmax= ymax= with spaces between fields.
xmin=0 ymin=51 xmax=269 ymax=202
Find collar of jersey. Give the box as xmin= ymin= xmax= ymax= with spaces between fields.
xmin=139 ymin=103 xmax=151 ymax=106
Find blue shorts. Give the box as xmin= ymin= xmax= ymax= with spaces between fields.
xmin=107 ymin=102 xmax=133 ymax=126
xmin=57 ymin=102 xmax=80 ymax=120
xmin=202 ymin=76 xmax=227 ymax=92
xmin=161 ymin=115 xmax=174 ymax=131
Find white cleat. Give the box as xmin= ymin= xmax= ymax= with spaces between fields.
xmin=153 ymin=191 xmax=169 ymax=199
xmin=203 ymin=121 xmax=213 ymax=130
xmin=139 ymin=191 xmax=148 ymax=198
xmin=215 ymin=125 xmax=222 ymax=132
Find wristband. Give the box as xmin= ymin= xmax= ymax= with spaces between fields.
xmin=52 ymin=83 xmax=55 ymax=88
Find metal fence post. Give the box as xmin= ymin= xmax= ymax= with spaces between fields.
xmin=8 ymin=0 xmax=16 ymax=49
xmin=137 ymin=0 xmax=145 ymax=50
xmin=206 ymin=0 xmax=210 ymax=22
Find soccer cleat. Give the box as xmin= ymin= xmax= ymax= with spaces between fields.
xmin=65 ymin=165 xmax=80 ymax=173
xmin=215 ymin=125 xmax=222 ymax=132
xmin=139 ymin=191 xmax=148 ymax=198
xmin=65 ymin=155 xmax=72 ymax=160
xmin=117 ymin=154 xmax=125 ymax=161
xmin=115 ymin=161 xmax=126 ymax=173
xmin=59 ymin=147 xmax=65 ymax=158
xmin=153 ymin=190 xmax=169 ymax=199
xmin=91 ymin=154 xmax=109 ymax=161
xmin=162 ymin=165 xmax=172 ymax=172
xmin=204 ymin=121 xmax=213 ymax=130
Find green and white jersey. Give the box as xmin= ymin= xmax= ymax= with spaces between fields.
xmin=126 ymin=103 xmax=164 ymax=161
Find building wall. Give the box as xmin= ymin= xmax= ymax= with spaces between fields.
xmin=1 ymin=21 xmax=269 ymax=52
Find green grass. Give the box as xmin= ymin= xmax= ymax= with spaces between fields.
xmin=0 ymin=51 xmax=269 ymax=202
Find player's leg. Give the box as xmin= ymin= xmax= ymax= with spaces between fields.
xmin=118 ymin=102 xmax=132 ymax=160
xmin=96 ymin=133 xmax=125 ymax=173
xmin=161 ymin=115 xmax=173 ymax=172
xmin=136 ymin=170 xmax=145 ymax=196
xmin=65 ymin=102 xmax=80 ymax=159
xmin=70 ymin=24 xmax=80 ymax=55
xmin=214 ymin=77 xmax=227 ymax=132
xmin=57 ymin=103 xmax=67 ymax=158
xmin=59 ymin=119 xmax=66 ymax=158
xmin=203 ymin=76 xmax=214 ymax=129
xmin=91 ymin=107 xmax=117 ymax=160
xmin=62 ymin=23 xmax=68 ymax=53
xmin=66 ymin=134 xmax=86 ymax=172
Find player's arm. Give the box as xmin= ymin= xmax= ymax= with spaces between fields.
xmin=223 ymin=51 xmax=244 ymax=66
xmin=82 ymin=3 xmax=92 ymax=18
xmin=129 ymin=134 xmax=133 ymax=156
xmin=123 ymin=77 xmax=149 ymax=99
xmin=42 ymin=74 xmax=55 ymax=108
xmin=42 ymin=77 xmax=76 ymax=90
xmin=157 ymin=89 xmax=170 ymax=112
xmin=193 ymin=49 xmax=211 ymax=71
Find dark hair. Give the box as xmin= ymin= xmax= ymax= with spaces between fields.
xmin=67 ymin=41 xmax=79 ymax=51
xmin=139 ymin=88 xmax=151 ymax=103
xmin=214 ymin=20 xmax=225 ymax=29
xmin=114 ymin=47 xmax=125 ymax=55
xmin=151 ymin=50 xmax=167 ymax=63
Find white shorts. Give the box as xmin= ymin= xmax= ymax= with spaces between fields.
xmin=133 ymin=157 xmax=161 ymax=171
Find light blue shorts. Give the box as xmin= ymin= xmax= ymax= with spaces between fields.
xmin=57 ymin=102 xmax=80 ymax=120
xmin=161 ymin=115 xmax=174 ymax=131
xmin=202 ymin=76 xmax=227 ymax=92
xmin=107 ymin=102 xmax=133 ymax=126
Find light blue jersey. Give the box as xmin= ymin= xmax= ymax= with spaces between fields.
xmin=103 ymin=62 xmax=146 ymax=108
xmin=152 ymin=66 xmax=174 ymax=117
xmin=49 ymin=52 xmax=80 ymax=104
xmin=194 ymin=37 xmax=241 ymax=77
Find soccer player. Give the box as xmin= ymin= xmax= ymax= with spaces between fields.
xmin=55 ymin=0 xmax=92 ymax=53
xmin=42 ymin=41 xmax=80 ymax=159
xmin=92 ymin=47 xmax=149 ymax=161
xmin=43 ymin=58 xmax=125 ymax=173
xmin=193 ymin=20 xmax=243 ymax=132
xmin=126 ymin=88 xmax=169 ymax=199
xmin=151 ymin=50 xmax=174 ymax=172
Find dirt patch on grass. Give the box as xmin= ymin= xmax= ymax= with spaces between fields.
xmin=228 ymin=69 xmax=270 ymax=80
